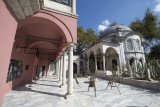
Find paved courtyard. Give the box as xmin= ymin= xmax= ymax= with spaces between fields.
xmin=2 ymin=75 xmax=160 ymax=107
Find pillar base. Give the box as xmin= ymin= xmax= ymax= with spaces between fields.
xmin=65 ymin=93 xmax=74 ymax=99
xmin=59 ymin=84 xmax=65 ymax=88
xmin=57 ymin=80 xmax=61 ymax=83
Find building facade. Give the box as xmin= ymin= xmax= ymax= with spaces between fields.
xmin=0 ymin=0 xmax=78 ymax=106
xmin=83 ymin=25 xmax=146 ymax=77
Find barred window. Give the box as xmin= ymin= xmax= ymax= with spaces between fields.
xmin=136 ymin=40 xmax=141 ymax=51
xmin=127 ymin=39 xmax=133 ymax=50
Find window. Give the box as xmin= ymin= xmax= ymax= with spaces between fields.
xmin=52 ymin=0 xmax=71 ymax=6
xmin=136 ymin=40 xmax=141 ymax=51
xmin=25 ymin=65 xmax=29 ymax=70
xmin=127 ymin=39 xmax=133 ymax=50
xmin=129 ymin=58 xmax=134 ymax=66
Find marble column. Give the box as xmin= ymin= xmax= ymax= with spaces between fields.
xmin=59 ymin=56 xmax=63 ymax=82
xmin=57 ymin=59 xmax=60 ymax=79
xmin=72 ymin=0 xmax=76 ymax=14
xmin=127 ymin=59 xmax=133 ymax=78
xmin=102 ymin=53 xmax=106 ymax=71
xmin=56 ymin=61 xmax=59 ymax=78
xmin=67 ymin=43 xmax=74 ymax=95
xmin=58 ymin=59 xmax=61 ymax=81
xmin=134 ymin=58 xmax=138 ymax=74
xmin=95 ymin=56 xmax=97 ymax=70
xmin=62 ymin=53 xmax=67 ymax=85
xmin=87 ymin=57 xmax=90 ymax=75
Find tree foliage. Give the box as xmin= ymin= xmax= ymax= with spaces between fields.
xmin=149 ymin=44 xmax=160 ymax=59
xmin=75 ymin=26 xmax=98 ymax=54
xmin=129 ymin=8 xmax=160 ymax=51
xmin=109 ymin=21 xmax=117 ymax=27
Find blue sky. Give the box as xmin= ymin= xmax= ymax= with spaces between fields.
xmin=77 ymin=0 xmax=160 ymax=34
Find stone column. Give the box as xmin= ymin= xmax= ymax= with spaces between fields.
xmin=59 ymin=56 xmax=63 ymax=82
xmin=56 ymin=61 xmax=58 ymax=78
xmin=59 ymin=57 xmax=62 ymax=82
xmin=134 ymin=58 xmax=138 ymax=74
xmin=72 ymin=0 xmax=76 ymax=14
xmin=87 ymin=57 xmax=90 ymax=75
xmin=127 ymin=59 xmax=133 ymax=78
xmin=147 ymin=68 xmax=151 ymax=80
xmin=95 ymin=56 xmax=97 ymax=70
xmin=62 ymin=53 xmax=67 ymax=85
xmin=102 ymin=53 xmax=106 ymax=71
xmin=57 ymin=59 xmax=60 ymax=79
xmin=67 ymin=43 xmax=74 ymax=95
xmin=58 ymin=59 xmax=61 ymax=81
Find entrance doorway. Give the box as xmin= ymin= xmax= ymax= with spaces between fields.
xmin=73 ymin=63 xmax=77 ymax=75
xmin=40 ymin=66 xmax=45 ymax=76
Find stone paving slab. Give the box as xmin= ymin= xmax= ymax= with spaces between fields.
xmin=2 ymin=76 xmax=160 ymax=107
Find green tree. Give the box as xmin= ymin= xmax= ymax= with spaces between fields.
xmin=130 ymin=18 xmax=143 ymax=33
xmin=149 ymin=44 xmax=160 ymax=59
xmin=75 ymin=26 xmax=98 ymax=54
xmin=109 ymin=21 xmax=117 ymax=27
xmin=129 ymin=8 xmax=160 ymax=51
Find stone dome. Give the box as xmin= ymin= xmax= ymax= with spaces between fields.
xmin=101 ymin=25 xmax=132 ymax=36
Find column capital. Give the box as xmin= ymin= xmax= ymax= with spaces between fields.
xmin=67 ymin=43 xmax=75 ymax=47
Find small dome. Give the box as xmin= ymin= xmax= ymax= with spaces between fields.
xmin=101 ymin=25 xmax=132 ymax=36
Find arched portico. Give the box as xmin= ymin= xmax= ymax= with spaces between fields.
xmin=89 ymin=51 xmax=95 ymax=74
xmin=96 ymin=48 xmax=103 ymax=70
xmin=105 ymin=47 xmax=120 ymax=73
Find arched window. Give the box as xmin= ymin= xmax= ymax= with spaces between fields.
xmin=129 ymin=58 xmax=134 ymax=66
xmin=127 ymin=39 xmax=133 ymax=50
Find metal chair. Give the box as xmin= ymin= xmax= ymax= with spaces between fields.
xmin=88 ymin=76 xmax=96 ymax=97
xmin=74 ymin=74 xmax=81 ymax=88
xmin=105 ymin=71 xmax=121 ymax=95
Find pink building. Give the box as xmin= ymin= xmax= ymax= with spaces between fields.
xmin=0 ymin=0 xmax=78 ymax=106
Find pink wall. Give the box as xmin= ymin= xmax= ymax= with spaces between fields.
xmin=0 ymin=1 xmax=18 ymax=106
xmin=10 ymin=40 xmax=36 ymax=88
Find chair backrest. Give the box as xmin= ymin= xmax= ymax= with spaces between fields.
xmin=105 ymin=71 xmax=113 ymax=76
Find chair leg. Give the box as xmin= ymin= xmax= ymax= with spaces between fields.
xmin=88 ymin=87 xmax=89 ymax=92
xmin=115 ymin=83 xmax=121 ymax=95
xmin=106 ymin=83 xmax=109 ymax=90
xmin=94 ymin=87 xmax=96 ymax=97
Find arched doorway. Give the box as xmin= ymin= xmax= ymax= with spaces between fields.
xmin=80 ymin=61 xmax=83 ymax=74
xmin=105 ymin=47 xmax=119 ymax=71
xmin=89 ymin=51 xmax=95 ymax=74
xmin=112 ymin=59 xmax=117 ymax=70
xmin=139 ymin=58 xmax=143 ymax=67
xmin=96 ymin=48 xmax=102 ymax=70
xmin=129 ymin=58 xmax=134 ymax=66
xmin=73 ymin=63 xmax=77 ymax=75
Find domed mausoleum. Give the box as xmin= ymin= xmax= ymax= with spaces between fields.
xmin=83 ymin=25 xmax=146 ymax=77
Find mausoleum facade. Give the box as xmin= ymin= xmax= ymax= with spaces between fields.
xmin=83 ymin=25 xmax=146 ymax=76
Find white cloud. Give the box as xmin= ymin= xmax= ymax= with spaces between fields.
xmin=97 ymin=19 xmax=110 ymax=31
xmin=97 ymin=25 xmax=107 ymax=31
xmin=154 ymin=0 xmax=160 ymax=13
xmin=155 ymin=0 xmax=160 ymax=3
xmin=102 ymin=20 xmax=110 ymax=26
xmin=154 ymin=4 xmax=160 ymax=12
